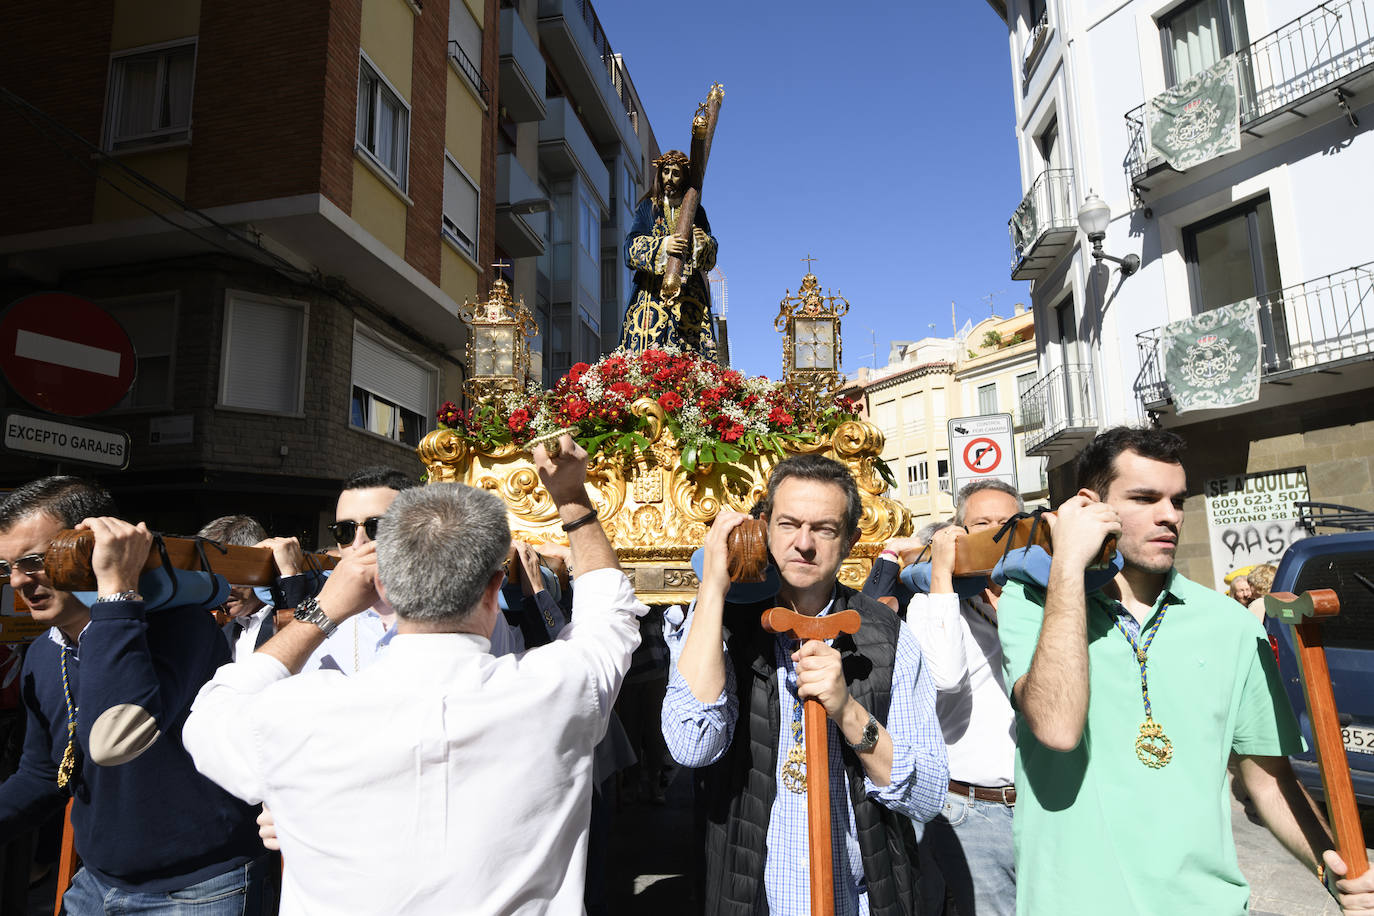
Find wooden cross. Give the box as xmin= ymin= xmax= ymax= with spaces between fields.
xmin=801 ymin=254 xmax=818 ymax=272
xmin=759 ymin=606 xmax=863 ymax=916
xmin=1264 ymin=589 xmax=1369 ymax=882
xmin=491 ymin=260 xmax=512 ymax=274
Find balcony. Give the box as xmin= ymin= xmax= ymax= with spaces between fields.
xmin=1008 ymin=168 xmax=1077 ymax=281
xmin=1022 ymin=9 xmax=1051 ymax=80
xmin=496 ymin=153 xmax=546 ymax=258
xmin=1125 ymin=0 xmax=1374 ymax=190
xmin=538 ymin=97 xmax=610 ymax=211
xmin=1134 ymin=263 xmax=1374 ymax=412
xmin=499 ymin=7 xmax=546 ymax=122
xmin=536 ymin=0 xmax=639 ymax=150
xmin=448 ymin=41 xmax=489 ymax=104
xmin=1017 ymin=365 xmax=1099 ymax=456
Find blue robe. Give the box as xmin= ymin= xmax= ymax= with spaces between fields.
xmin=619 ymin=197 xmax=719 ymax=359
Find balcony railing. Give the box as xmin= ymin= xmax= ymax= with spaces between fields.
xmin=558 ymin=0 xmax=639 ymax=129
xmin=1008 ymin=168 xmax=1077 ymax=281
xmin=1017 ymin=365 xmax=1098 ymax=454
xmin=449 ymin=40 xmax=490 ymax=102
xmin=1023 ymin=9 xmax=1051 ymax=79
xmin=1125 ymin=0 xmax=1374 ymax=183
xmin=1134 ymin=262 xmax=1374 ymax=407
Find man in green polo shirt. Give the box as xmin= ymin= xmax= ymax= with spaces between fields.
xmin=999 ymin=426 xmax=1374 ymax=914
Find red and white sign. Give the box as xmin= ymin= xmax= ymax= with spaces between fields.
xmin=963 ymin=437 xmax=1003 ymax=473
xmin=0 ymin=293 xmax=136 ymax=417
xmin=948 ymin=413 xmax=1018 ymax=494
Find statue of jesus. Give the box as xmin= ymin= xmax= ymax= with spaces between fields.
xmin=618 ymin=150 xmax=719 ymax=360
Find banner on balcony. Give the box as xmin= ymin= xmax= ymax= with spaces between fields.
xmin=1145 ymin=56 xmax=1241 ymax=171
xmin=1162 ymin=300 xmax=1261 ymax=414
xmin=1011 ymin=193 xmax=1038 ymax=255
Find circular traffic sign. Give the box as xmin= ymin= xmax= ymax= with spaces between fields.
xmin=0 ymin=293 xmax=136 ymax=417
xmin=962 ymin=437 xmax=1003 ymax=474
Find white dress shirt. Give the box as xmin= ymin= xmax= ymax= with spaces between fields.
xmin=184 ymin=568 xmax=646 ymax=915
xmin=305 ymin=607 xmax=521 ymax=672
xmin=904 ymin=591 xmax=1015 ymax=787
xmin=231 ymin=606 xmax=273 ymax=662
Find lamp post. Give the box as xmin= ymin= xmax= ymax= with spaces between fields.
xmin=1078 ymin=193 xmax=1140 ymax=277
xmin=776 ymin=261 xmax=849 ymax=422
xmin=460 ymin=270 xmax=538 ymax=402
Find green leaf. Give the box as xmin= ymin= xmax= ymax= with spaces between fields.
xmin=682 ymin=444 xmax=698 ymax=473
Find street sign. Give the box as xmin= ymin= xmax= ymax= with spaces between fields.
xmin=948 ymin=413 xmax=1018 ymax=495
xmin=0 ymin=293 xmax=136 ymax=416
xmin=3 ymin=411 xmax=130 ymax=469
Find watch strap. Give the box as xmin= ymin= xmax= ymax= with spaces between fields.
xmin=293 ymin=595 xmax=338 ymax=637
xmin=848 ymin=712 xmax=880 ymax=753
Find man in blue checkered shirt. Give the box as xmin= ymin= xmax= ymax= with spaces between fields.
xmin=663 ymin=455 xmax=947 ymax=915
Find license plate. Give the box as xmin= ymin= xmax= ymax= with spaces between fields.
xmin=1343 ymin=724 xmax=1374 ymax=755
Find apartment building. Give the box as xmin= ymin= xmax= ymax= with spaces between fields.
xmin=495 ymin=0 xmax=660 ymax=386
xmin=0 ymin=0 xmax=497 ymax=543
xmin=986 ymin=0 xmax=1374 ymax=584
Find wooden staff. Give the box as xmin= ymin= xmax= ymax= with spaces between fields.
xmin=1264 ymin=589 xmax=1369 ymax=881
xmin=888 ymin=513 xmax=1118 ymax=578
xmin=760 ymin=606 xmax=863 ymax=916
xmin=660 ymin=82 xmax=724 ymax=304
xmin=51 ymin=799 xmax=76 ymax=915
xmin=41 ymin=529 xmax=338 ymax=593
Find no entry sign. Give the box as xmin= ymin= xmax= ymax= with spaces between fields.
xmin=0 ymin=293 xmax=136 ymax=417
xmin=948 ymin=413 xmax=1018 ymax=495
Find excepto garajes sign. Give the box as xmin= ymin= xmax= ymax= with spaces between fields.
xmin=3 ymin=411 xmax=130 ymax=469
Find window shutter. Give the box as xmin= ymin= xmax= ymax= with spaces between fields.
xmin=450 ymin=2 xmax=482 ymax=67
xmin=444 ymin=159 xmax=478 ymax=250
xmin=221 ymin=295 xmax=304 ymax=412
xmin=352 ymin=332 xmax=433 ymax=416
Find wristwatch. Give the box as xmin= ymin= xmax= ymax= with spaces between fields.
xmin=293 ymin=595 xmax=338 ymax=637
xmin=848 ymin=713 xmax=880 ymax=753
xmin=95 ymin=590 xmax=142 ymax=603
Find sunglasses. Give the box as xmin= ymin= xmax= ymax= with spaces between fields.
xmin=330 ymin=516 xmax=383 ymax=546
xmin=0 ymin=553 xmax=46 ymax=582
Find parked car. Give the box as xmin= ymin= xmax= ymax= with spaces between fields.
xmin=1265 ymin=502 xmax=1374 ymax=808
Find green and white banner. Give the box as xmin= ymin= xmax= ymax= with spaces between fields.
xmin=1011 ymin=192 xmax=1038 ymax=254
xmin=1162 ymin=299 xmax=1261 ymax=414
xmin=1146 ymin=56 xmax=1241 ymax=171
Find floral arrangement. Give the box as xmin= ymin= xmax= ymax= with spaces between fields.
xmin=437 ymin=347 xmax=874 ymax=474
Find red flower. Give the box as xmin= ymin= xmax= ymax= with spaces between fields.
xmin=568 ymin=362 xmax=591 ymax=384
xmin=507 ymin=409 xmax=530 ymax=431
xmin=609 ymin=381 xmax=636 ymax=401
xmin=658 ymin=392 xmax=683 ymax=412
xmin=564 ymin=398 xmax=590 ymax=421
xmin=437 ymin=400 xmax=463 ymax=427
xmin=768 ymin=406 xmax=794 ymax=427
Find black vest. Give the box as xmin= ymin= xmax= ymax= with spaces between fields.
xmin=700 ymin=585 xmax=922 ymax=915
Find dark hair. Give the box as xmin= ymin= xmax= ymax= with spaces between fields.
xmin=197 ymin=514 xmax=267 ymax=547
xmin=343 ymin=467 xmax=417 ymax=493
xmin=954 ymin=479 xmax=1024 ymax=525
xmin=0 ymin=477 xmax=117 ymax=532
xmin=1076 ymin=426 xmax=1187 ymax=498
xmin=759 ymin=455 xmax=863 ymax=536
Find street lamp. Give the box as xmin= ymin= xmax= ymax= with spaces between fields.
xmin=1077 ymin=193 xmax=1140 ymax=277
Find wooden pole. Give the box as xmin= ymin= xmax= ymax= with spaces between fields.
xmin=760 ymin=607 xmax=862 ymax=916
xmin=52 ymin=799 xmax=76 ymax=915
xmin=1265 ymin=589 xmax=1369 ymax=880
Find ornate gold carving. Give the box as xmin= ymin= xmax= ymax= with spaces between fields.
xmin=417 ymin=404 xmax=911 ymax=604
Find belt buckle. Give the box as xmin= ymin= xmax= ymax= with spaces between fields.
xmin=1000 ymin=786 xmax=1015 ymax=806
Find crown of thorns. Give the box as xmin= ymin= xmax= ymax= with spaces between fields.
xmin=652 ymin=150 xmax=690 ymax=169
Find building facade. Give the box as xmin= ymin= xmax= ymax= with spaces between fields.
xmin=987 ymin=0 xmax=1374 ymax=585
xmin=0 ymin=0 xmax=498 ymax=544
xmin=495 ymin=0 xmax=660 ymax=387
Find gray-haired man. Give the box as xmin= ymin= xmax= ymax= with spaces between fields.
xmin=906 ymin=479 xmax=1023 ymax=916
xmin=184 ymin=437 xmax=647 ymax=915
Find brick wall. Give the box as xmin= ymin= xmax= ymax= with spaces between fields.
xmin=185 ymin=1 xmax=333 ymax=208
xmin=321 ymin=0 xmax=364 ymax=213
xmin=0 ymin=2 xmax=114 ymax=233
xmin=402 ymin=0 xmax=447 ymax=284
xmin=478 ymin=0 xmax=498 ymax=294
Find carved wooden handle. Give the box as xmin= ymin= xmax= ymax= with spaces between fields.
xmin=759 ymin=607 xmax=862 ymax=642
xmin=953 ymin=514 xmax=1117 ymax=577
xmin=725 ymin=518 xmax=769 ymax=583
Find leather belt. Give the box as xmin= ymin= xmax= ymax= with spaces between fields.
xmin=948 ymin=779 xmax=1016 ymax=805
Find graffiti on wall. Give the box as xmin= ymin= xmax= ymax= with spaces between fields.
xmin=1203 ymin=467 xmax=1309 ymax=588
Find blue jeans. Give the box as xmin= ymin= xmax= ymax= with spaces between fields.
xmin=62 ymin=854 xmax=276 ymax=916
xmin=918 ymin=789 xmax=1016 ymax=916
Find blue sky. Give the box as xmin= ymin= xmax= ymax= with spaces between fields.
xmin=599 ymin=1 xmax=1030 ymax=377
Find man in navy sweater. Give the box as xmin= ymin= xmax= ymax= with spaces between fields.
xmin=0 ymin=477 xmax=270 ymax=913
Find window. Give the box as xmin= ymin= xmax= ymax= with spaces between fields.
xmin=937 ymin=458 xmax=952 ymax=494
xmin=624 ymin=165 xmax=638 ymax=211
xmin=579 ymin=192 xmax=598 ymax=256
xmin=1016 ymin=371 xmax=1038 ymax=399
xmin=448 ymin=1 xmax=484 ymax=96
xmin=442 ymin=155 xmax=479 ymax=257
xmin=105 ymin=41 xmax=195 ymax=151
xmin=219 ymin=292 xmax=306 ymax=414
xmin=1185 ymin=196 xmax=1288 ymax=368
xmin=1160 ymin=0 xmax=1250 ymax=86
xmin=872 ymin=400 xmax=897 ymax=435
xmin=1037 ymin=116 xmax=1061 ymax=172
xmin=908 ymin=460 xmax=929 ymax=497
xmin=103 ymin=295 xmax=177 ymax=409
xmin=901 ymin=393 xmax=924 ymax=438
xmin=356 ymin=56 xmax=409 ymax=187
xmin=977 ymin=383 xmax=999 ymax=415
xmin=351 ymin=328 xmax=436 ymax=446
